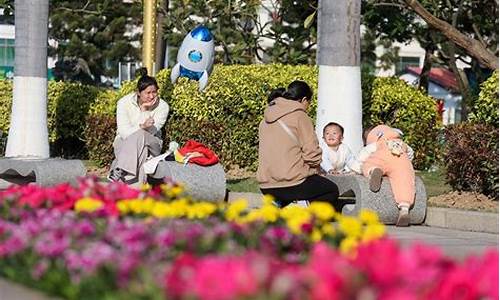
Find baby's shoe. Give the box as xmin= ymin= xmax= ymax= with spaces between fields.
xmin=369 ymin=167 xmax=383 ymax=192
xmin=396 ymin=203 xmax=410 ymax=227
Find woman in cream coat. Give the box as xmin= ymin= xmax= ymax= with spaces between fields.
xmin=108 ymin=74 xmax=169 ymax=184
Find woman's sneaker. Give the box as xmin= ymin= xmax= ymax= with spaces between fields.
xmin=369 ymin=167 xmax=383 ymax=192
xmin=107 ymin=168 xmax=125 ymax=182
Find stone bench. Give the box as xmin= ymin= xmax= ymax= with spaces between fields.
xmin=148 ymin=161 xmax=226 ymax=202
xmin=326 ymin=174 xmax=427 ymax=225
xmin=0 ymin=158 xmax=86 ymax=189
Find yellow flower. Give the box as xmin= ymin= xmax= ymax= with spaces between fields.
xmin=239 ymin=210 xmax=261 ymax=224
xmin=75 ymin=197 xmax=103 ymax=213
xmin=262 ymin=194 xmax=275 ymax=206
xmin=280 ymin=205 xmax=312 ymax=234
xmin=338 ymin=215 xmax=362 ymax=238
xmin=340 ymin=236 xmax=359 ymax=255
xmin=361 ymin=224 xmax=386 ymax=242
xmin=116 ymin=200 xmax=130 ymax=214
xmin=187 ymin=202 xmax=217 ymax=219
xmin=259 ymin=205 xmax=280 ymax=223
xmin=152 ymin=202 xmax=170 ymax=218
xmin=280 ymin=205 xmax=310 ymax=220
xmin=129 ymin=199 xmax=144 ymax=214
xmin=359 ymin=209 xmax=380 ymax=225
xmin=140 ymin=183 xmax=152 ymax=192
xmin=169 ymin=198 xmax=189 ymax=217
xmin=160 ymin=183 xmax=185 ymax=198
xmin=308 ymin=202 xmax=335 ymax=222
xmin=311 ymin=228 xmax=322 ymax=242
xmin=225 ymin=199 xmax=248 ymax=221
xmin=321 ymin=223 xmax=336 ymax=236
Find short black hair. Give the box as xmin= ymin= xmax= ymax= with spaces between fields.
xmin=323 ymin=122 xmax=344 ymax=136
xmin=286 ymin=80 xmax=313 ymax=102
xmin=268 ymin=87 xmax=286 ymax=103
xmin=362 ymin=125 xmax=378 ymax=144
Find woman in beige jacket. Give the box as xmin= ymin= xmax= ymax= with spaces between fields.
xmin=108 ymin=73 xmax=169 ymax=184
xmin=257 ymin=81 xmax=340 ymax=210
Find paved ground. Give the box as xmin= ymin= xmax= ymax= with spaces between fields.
xmin=386 ymin=225 xmax=498 ymax=259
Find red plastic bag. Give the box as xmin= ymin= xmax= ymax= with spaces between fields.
xmin=176 ymin=140 xmax=219 ymax=166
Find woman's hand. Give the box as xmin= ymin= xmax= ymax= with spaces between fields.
xmin=140 ymin=116 xmax=155 ymax=129
xmin=140 ymin=96 xmax=158 ymax=111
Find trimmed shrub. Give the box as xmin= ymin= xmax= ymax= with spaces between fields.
xmin=364 ymin=77 xmax=440 ymax=170
xmin=443 ymin=123 xmax=499 ymax=200
xmin=0 ymin=81 xmax=12 ymax=136
xmin=163 ymin=64 xmax=318 ymax=170
xmin=83 ymin=114 xmax=117 ymax=167
xmin=47 ymin=82 xmax=101 ymax=157
xmin=0 ymin=81 xmax=105 ymax=158
xmin=468 ymin=71 xmax=498 ymax=127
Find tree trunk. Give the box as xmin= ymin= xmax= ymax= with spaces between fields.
xmin=6 ymin=0 xmax=49 ymax=158
xmin=418 ymin=43 xmax=434 ymax=92
xmin=155 ymin=0 xmax=168 ymax=70
xmin=404 ymin=0 xmax=498 ymax=70
xmin=316 ymin=0 xmax=363 ymax=153
xmin=444 ymin=43 xmax=471 ymax=122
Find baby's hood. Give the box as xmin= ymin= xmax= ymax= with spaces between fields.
xmin=366 ymin=124 xmax=402 ymax=144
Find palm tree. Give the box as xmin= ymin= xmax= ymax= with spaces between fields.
xmin=315 ymin=0 xmax=363 ymax=153
xmin=5 ymin=0 xmax=50 ymax=158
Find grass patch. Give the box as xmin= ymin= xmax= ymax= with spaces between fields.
xmin=416 ymin=168 xmax=452 ymax=197
xmin=226 ymin=177 xmax=260 ymax=193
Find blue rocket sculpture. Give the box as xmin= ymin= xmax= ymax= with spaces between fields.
xmin=170 ymin=25 xmax=215 ymax=92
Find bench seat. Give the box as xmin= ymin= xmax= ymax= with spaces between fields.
xmin=326 ymin=174 xmax=427 ymax=224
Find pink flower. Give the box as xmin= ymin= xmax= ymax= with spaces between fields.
xmin=31 ymin=259 xmax=49 ymax=279
xmin=306 ymin=243 xmax=351 ymax=300
xmin=165 ymin=253 xmax=199 ymax=299
xmin=193 ymin=255 xmax=259 ymax=300
xmin=353 ymin=239 xmax=403 ymax=288
xmin=432 ymin=266 xmax=480 ymax=300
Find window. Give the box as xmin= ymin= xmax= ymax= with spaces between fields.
xmin=0 ymin=38 xmax=14 ymax=67
xmin=396 ymin=56 xmax=420 ymax=74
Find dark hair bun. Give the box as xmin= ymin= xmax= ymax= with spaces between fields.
xmin=136 ymin=67 xmax=148 ymax=78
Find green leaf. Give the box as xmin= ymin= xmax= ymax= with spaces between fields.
xmin=304 ymin=11 xmax=316 ymax=29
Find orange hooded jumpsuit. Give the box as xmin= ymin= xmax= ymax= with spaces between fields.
xmin=362 ymin=125 xmax=415 ymax=207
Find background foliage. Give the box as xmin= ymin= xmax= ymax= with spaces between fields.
xmin=468 ymin=70 xmax=499 ymax=128
xmin=0 ymin=64 xmax=441 ymax=170
xmin=442 ymin=123 xmax=498 ymax=200
xmin=48 ymin=0 xmax=142 ymax=84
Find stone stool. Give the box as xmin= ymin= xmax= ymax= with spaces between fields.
xmin=0 ymin=158 xmax=86 ymax=189
xmin=326 ymin=174 xmax=427 ymax=224
xmin=149 ymin=161 xmax=226 ymax=202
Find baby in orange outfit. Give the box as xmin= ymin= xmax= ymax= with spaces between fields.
xmin=351 ymin=124 xmax=415 ymax=226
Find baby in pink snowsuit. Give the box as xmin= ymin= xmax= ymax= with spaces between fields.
xmin=355 ymin=124 xmax=415 ymax=226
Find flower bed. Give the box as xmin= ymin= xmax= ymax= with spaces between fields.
xmin=0 ymin=178 xmax=497 ymax=299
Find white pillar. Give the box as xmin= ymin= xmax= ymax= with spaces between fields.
xmin=316 ymin=66 xmax=363 ymax=153
xmin=316 ymin=0 xmax=363 ymax=153
xmin=6 ymin=0 xmax=50 ymax=158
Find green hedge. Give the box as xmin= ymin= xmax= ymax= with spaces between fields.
xmin=0 ymin=81 xmax=116 ymax=158
xmin=468 ymin=71 xmax=498 ymax=127
xmin=0 ymin=64 xmax=439 ymax=170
